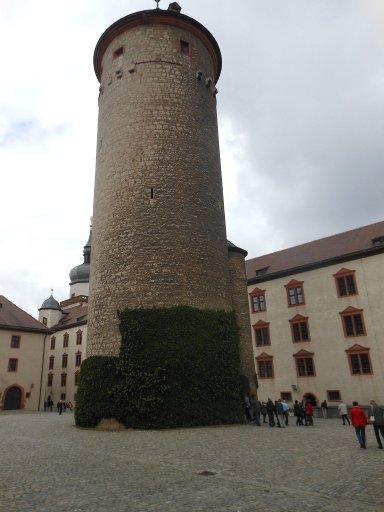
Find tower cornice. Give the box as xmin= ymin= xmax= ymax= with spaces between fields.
xmin=93 ymin=9 xmax=222 ymax=83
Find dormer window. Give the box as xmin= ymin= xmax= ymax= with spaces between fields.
xmin=255 ymin=267 xmax=269 ymax=277
xmin=372 ymin=236 xmax=384 ymax=246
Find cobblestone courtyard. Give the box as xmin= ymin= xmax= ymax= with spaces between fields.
xmin=1 ymin=411 xmax=383 ymax=511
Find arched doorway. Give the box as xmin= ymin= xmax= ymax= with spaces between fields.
xmin=4 ymin=386 xmax=22 ymax=410
xmin=303 ymin=392 xmax=317 ymax=406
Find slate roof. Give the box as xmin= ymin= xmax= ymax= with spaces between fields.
xmin=0 ymin=295 xmax=48 ymax=333
xmin=246 ymin=221 xmax=384 ymax=284
xmin=51 ymin=304 xmax=88 ymax=332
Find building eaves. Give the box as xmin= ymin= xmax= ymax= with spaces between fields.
xmin=246 ymin=221 xmax=384 ymax=284
xmin=247 ymin=245 xmax=384 ymax=285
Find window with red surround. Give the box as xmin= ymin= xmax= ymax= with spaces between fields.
xmin=253 ymin=320 xmax=270 ymax=347
xmin=8 ymin=358 xmax=18 ymax=372
xmin=249 ymin=287 xmax=266 ymax=313
xmin=285 ymin=279 xmax=305 ymax=307
xmin=76 ymin=330 xmax=83 ymax=345
xmin=61 ymin=373 xmax=67 ymax=387
xmin=327 ymin=390 xmax=341 ymax=401
xmin=339 ymin=307 xmax=366 ymax=337
xmin=293 ymin=349 xmax=315 ymax=377
xmin=50 ymin=336 xmax=56 ymax=350
xmin=289 ymin=315 xmax=310 ymax=342
xmin=281 ymin=392 xmax=292 ymax=401
xmin=48 ymin=373 xmax=53 ymax=386
xmin=256 ymin=353 xmax=274 ymax=378
xmin=63 ymin=333 xmax=69 ymax=348
xmin=74 ymin=371 xmax=80 ymax=386
xmin=333 ymin=268 xmax=357 ymax=297
xmin=62 ymin=354 xmax=68 ymax=369
xmin=346 ymin=345 xmax=372 ymax=375
xmin=75 ymin=352 xmax=82 ymax=367
xmin=11 ymin=335 xmax=20 ymax=348
xmin=49 ymin=356 xmax=54 ymax=370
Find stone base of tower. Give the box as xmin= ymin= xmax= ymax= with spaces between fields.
xmin=227 ymin=245 xmax=257 ymax=396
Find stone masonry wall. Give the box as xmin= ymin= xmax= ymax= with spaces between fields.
xmin=228 ymin=251 xmax=256 ymax=393
xmin=88 ymin=19 xmax=233 ymax=356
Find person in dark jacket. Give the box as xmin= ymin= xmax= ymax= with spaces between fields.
xmin=267 ymin=399 xmax=281 ymax=427
xmin=321 ymin=399 xmax=328 ymax=419
xmin=369 ymin=400 xmax=384 ymax=449
xmin=261 ymin=402 xmax=267 ymax=423
xmin=250 ymin=395 xmax=261 ymax=426
xmin=294 ymin=400 xmax=302 ymax=426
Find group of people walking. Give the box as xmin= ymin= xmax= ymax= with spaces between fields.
xmin=43 ymin=397 xmax=73 ymax=414
xmin=243 ymin=395 xmax=384 ymax=450
xmin=244 ymin=396 xmax=298 ymax=427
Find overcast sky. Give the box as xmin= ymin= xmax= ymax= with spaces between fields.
xmin=1 ymin=0 xmax=384 ymax=316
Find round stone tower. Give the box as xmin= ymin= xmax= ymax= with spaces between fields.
xmin=88 ymin=5 xmax=239 ymax=357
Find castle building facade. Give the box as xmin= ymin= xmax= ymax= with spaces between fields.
xmin=0 ymin=296 xmax=48 ymax=410
xmin=37 ymin=231 xmax=91 ymax=409
xmin=246 ymin=221 xmax=384 ymax=408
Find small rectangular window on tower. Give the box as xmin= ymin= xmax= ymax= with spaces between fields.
xmin=180 ymin=40 xmax=190 ymax=56
xmin=113 ymin=46 xmax=124 ymax=59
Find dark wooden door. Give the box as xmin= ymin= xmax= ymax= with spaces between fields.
xmin=4 ymin=386 xmax=21 ymax=410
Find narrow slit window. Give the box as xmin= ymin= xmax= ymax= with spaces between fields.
xmin=150 ymin=188 xmax=154 ymax=200
xmin=180 ymin=40 xmax=190 ymax=55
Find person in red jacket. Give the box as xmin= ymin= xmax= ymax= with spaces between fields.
xmin=350 ymin=401 xmax=368 ymax=449
xmin=305 ymin=402 xmax=314 ymax=426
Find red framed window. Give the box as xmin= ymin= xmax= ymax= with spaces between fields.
xmin=63 ymin=333 xmax=69 ymax=348
xmin=75 ymin=352 xmax=82 ymax=367
xmin=334 ymin=268 xmax=357 ymax=297
xmin=76 ymin=330 xmax=83 ymax=345
xmin=61 ymin=373 xmax=67 ymax=387
xmin=48 ymin=373 xmax=53 ymax=386
xmin=62 ymin=354 xmax=68 ymax=369
xmin=74 ymin=371 xmax=80 ymax=386
xmin=253 ymin=320 xmax=270 ymax=347
xmin=340 ymin=307 xmax=366 ymax=337
xmin=293 ymin=349 xmax=315 ymax=377
xmin=10 ymin=335 xmax=21 ymax=348
xmin=256 ymin=353 xmax=274 ymax=379
xmin=8 ymin=358 xmax=18 ymax=372
xmin=346 ymin=345 xmax=372 ymax=375
xmin=285 ymin=280 xmax=305 ymax=307
xmin=290 ymin=315 xmax=310 ymax=342
xmin=249 ymin=287 xmax=266 ymax=313
xmin=50 ymin=336 xmax=56 ymax=350
xmin=327 ymin=390 xmax=341 ymax=401
xmin=49 ymin=356 xmax=55 ymax=370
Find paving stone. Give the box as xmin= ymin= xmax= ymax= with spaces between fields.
xmin=0 ymin=412 xmax=383 ymax=511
